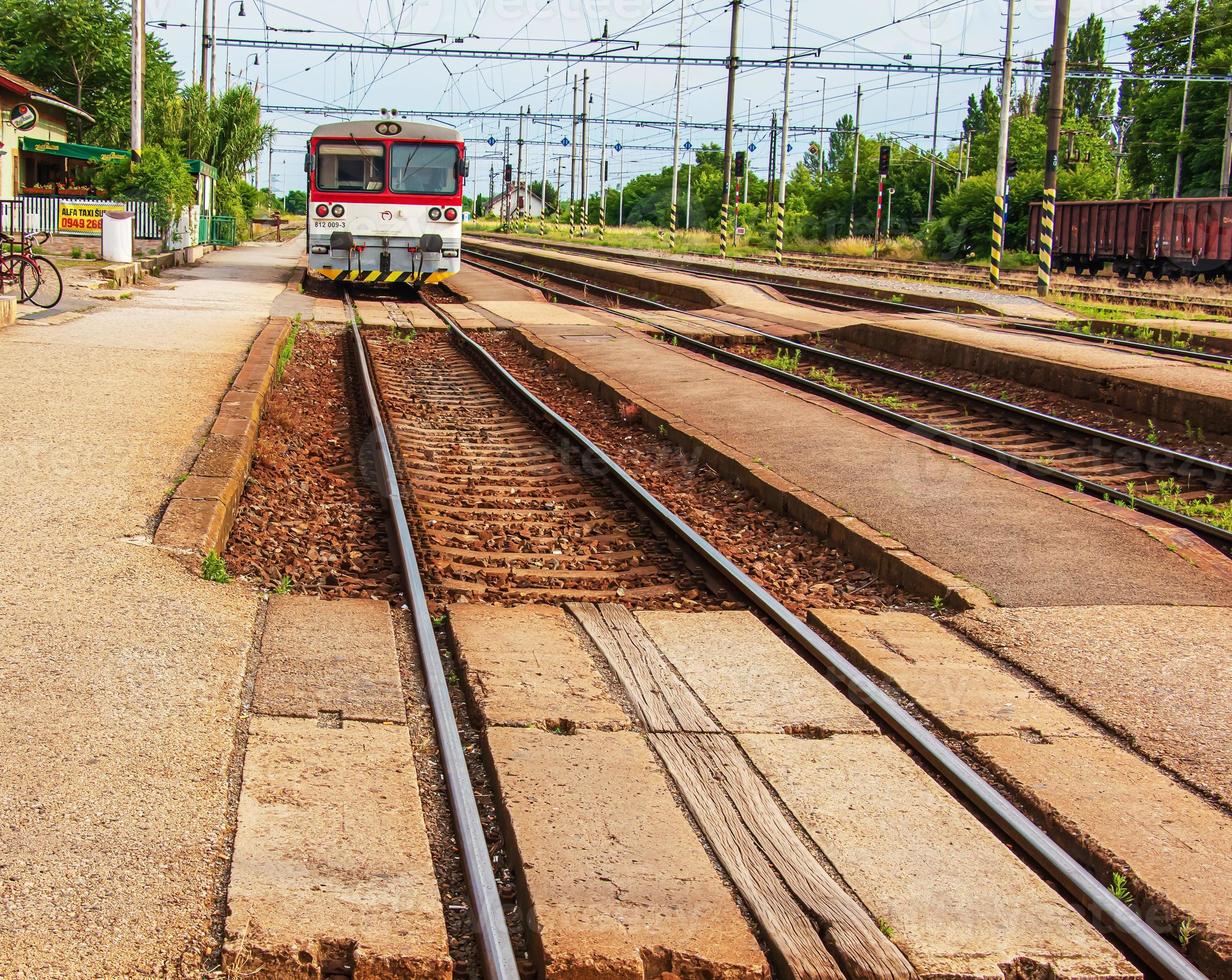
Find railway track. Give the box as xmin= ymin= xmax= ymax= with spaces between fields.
xmin=345 ymin=285 xmax=1204 ymax=980
xmin=461 ymin=247 xmax=1232 ymax=552
xmin=468 ymin=233 xmax=1232 ymax=366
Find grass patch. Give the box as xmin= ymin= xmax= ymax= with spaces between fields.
xmin=273 ymin=574 xmax=292 ymax=595
xmin=202 ymin=551 xmax=231 ymax=583
xmin=806 ymin=365 xmax=852 ymax=394
xmin=759 ymin=347 xmax=801 ymax=373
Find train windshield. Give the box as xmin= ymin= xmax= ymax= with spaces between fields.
xmin=316 ymin=142 xmax=385 ymax=192
xmin=390 ymin=142 xmax=459 ymax=195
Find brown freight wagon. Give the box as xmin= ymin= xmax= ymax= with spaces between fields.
xmin=1028 ymin=197 xmax=1232 ymax=281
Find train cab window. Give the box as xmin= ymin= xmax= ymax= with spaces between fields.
xmin=316 ymin=142 xmax=385 ymax=192
xmin=390 ymin=142 xmax=460 ymax=195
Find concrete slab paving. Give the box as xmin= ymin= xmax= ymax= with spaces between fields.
xmin=740 ymin=733 xmax=1139 ymax=980
xmin=0 ymin=239 xmax=302 ymax=977
xmin=448 ymin=603 xmax=631 ymax=730
xmin=224 ymin=716 xmax=450 ymax=979
xmin=515 ymin=323 xmax=1231 ymax=608
xmin=471 ymin=300 xmax=605 ymax=326
xmin=254 ymin=595 xmax=406 ymax=723
xmin=635 ymin=609 xmax=876 ymax=735
xmin=953 ymin=604 xmax=1232 ymax=804
xmin=486 ymin=726 xmax=770 ymax=980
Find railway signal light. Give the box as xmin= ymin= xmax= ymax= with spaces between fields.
xmin=878 ymin=144 xmax=890 ymax=177
xmin=733 ymin=150 xmax=746 ymax=178
xmin=1006 ymin=157 xmax=1018 ymax=179
xmin=503 ymin=163 xmax=512 ymax=182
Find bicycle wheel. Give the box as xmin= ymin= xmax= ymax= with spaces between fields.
xmin=0 ymin=253 xmax=38 ymax=302
xmin=21 ymin=255 xmax=63 ymax=308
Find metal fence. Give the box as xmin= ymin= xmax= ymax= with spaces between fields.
xmin=4 ymin=196 xmax=161 ymax=239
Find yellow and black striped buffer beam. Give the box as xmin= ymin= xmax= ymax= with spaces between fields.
xmin=313 ymin=268 xmax=456 ymax=284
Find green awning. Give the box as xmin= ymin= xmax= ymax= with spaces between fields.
xmin=187 ymin=159 xmax=218 ymax=179
xmin=19 ymin=137 xmax=131 ymax=163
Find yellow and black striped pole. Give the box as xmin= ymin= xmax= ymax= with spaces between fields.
xmin=773 ymin=201 xmax=785 ymax=266
xmin=669 ymin=202 xmax=677 ymax=250
xmin=989 ymin=193 xmax=1005 ymax=287
xmin=599 ymin=188 xmax=606 ymax=242
xmin=1036 ymin=186 xmax=1055 ymax=296
xmin=720 ymin=203 xmax=729 ymax=259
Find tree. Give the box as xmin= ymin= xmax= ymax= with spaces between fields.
xmin=826 ymin=115 xmax=856 ymax=173
xmin=92 ymin=144 xmax=195 ymax=231
xmin=1121 ymin=0 xmax=1232 ymax=195
xmin=962 ymin=83 xmax=1000 ymax=137
xmin=0 ymin=0 xmax=179 ymax=147
xmin=285 ymin=190 xmax=307 ymax=215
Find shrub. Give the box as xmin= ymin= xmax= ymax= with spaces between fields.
xmin=91 ymin=145 xmax=196 ymax=233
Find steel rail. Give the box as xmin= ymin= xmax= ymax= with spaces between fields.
xmin=463 ymin=246 xmax=1232 ymax=550
xmin=344 ymin=295 xmax=520 ymax=980
xmin=416 ymin=291 xmax=1207 ymax=980
xmin=466 ymin=233 xmax=1232 ymax=366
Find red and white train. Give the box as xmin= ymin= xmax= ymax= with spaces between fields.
xmin=305 ymin=118 xmax=466 ymax=286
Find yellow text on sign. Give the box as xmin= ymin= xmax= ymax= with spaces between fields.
xmin=57 ymin=202 xmax=125 ymax=234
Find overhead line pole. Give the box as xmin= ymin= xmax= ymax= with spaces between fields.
xmin=131 ymin=0 xmax=146 ymax=156
xmin=541 ymin=69 xmax=549 ymax=235
xmin=720 ymin=0 xmax=742 ymax=260
xmin=1221 ymin=84 xmax=1232 ymax=196
xmin=570 ymin=74 xmax=578 ymax=237
xmin=990 ymin=0 xmax=1016 ymax=287
xmin=1173 ymin=0 xmax=1201 ymax=197
xmin=774 ymin=0 xmax=796 ymax=266
xmin=599 ymin=48 xmax=610 ymax=242
xmin=926 ymin=43 xmax=942 ymax=222
xmin=580 ymin=69 xmax=590 ymax=234
xmin=515 ymin=106 xmax=525 ymax=233
xmin=848 ymin=83 xmax=862 ymax=236
xmin=1037 ymin=0 xmax=1071 ymax=297
xmin=669 ymin=0 xmax=686 ymax=251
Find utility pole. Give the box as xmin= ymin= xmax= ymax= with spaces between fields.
xmin=502 ymin=125 xmax=511 ymax=230
xmin=131 ymin=0 xmax=146 ymax=155
xmin=990 ymin=0 xmax=1015 ymax=287
xmin=848 ymin=84 xmax=862 ymax=236
xmin=541 ymin=69 xmax=549 ymax=236
xmin=669 ymin=0 xmax=686 ymax=250
xmin=488 ymin=164 xmax=495 ymax=217
xmin=1037 ymin=0 xmax=1071 ymax=297
xmin=774 ymin=0 xmax=795 ymax=266
xmin=766 ymin=114 xmax=777 ymax=217
xmin=599 ymin=52 xmax=609 ymax=241
xmin=719 ymin=0 xmax=741 ymax=259
xmin=619 ymin=148 xmax=625 ymax=225
xmin=1221 ymin=85 xmax=1232 ymax=196
xmin=685 ymin=148 xmax=693 ymax=228
xmin=569 ymin=75 xmax=578 ymax=236
xmin=926 ymin=43 xmax=942 ymax=221
xmin=555 ymin=157 xmax=564 ymax=227
xmin=515 ymin=106 xmax=525 ymax=233
xmin=200 ymin=0 xmax=212 ymax=95
xmin=1173 ymin=0 xmax=1201 ymax=197
xmin=580 ymin=70 xmax=590 ymax=233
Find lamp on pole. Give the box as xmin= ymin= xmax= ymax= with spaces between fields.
xmin=224 ymin=1 xmax=245 ymax=88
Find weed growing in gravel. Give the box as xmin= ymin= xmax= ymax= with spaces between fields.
xmin=1108 ymin=872 xmax=1134 ymax=907
xmin=1145 ymin=419 xmax=1160 ymax=445
xmin=273 ymin=574 xmax=293 ymax=595
xmin=70 ymin=247 xmax=82 ymax=259
xmin=431 ymin=612 xmax=447 ymax=627
xmin=202 ymin=551 xmax=231 ymax=584
xmin=390 ymin=325 xmax=417 ymax=342
xmin=807 ymin=366 xmax=851 ymax=394
xmin=930 ymin=595 xmax=945 ymax=612
xmin=1178 ymin=917 xmax=1195 ymax=948
xmin=275 ymin=317 xmax=301 ymax=383
xmin=1184 ymin=419 xmax=1205 ymax=443
xmin=876 ymin=917 xmax=895 ymax=939
xmin=1140 ymin=478 xmax=1232 ymax=531
xmin=760 ymin=348 xmax=801 ymax=372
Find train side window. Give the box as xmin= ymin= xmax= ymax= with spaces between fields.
xmin=316 ymin=142 xmax=385 ymax=192
xmin=390 ymin=143 xmax=460 ymax=195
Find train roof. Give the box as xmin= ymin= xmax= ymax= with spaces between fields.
xmin=310 ymin=119 xmax=462 ymax=142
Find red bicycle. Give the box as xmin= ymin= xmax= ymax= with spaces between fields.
xmin=0 ymin=230 xmax=63 ymax=308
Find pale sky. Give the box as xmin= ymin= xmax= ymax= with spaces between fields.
xmin=147 ymin=0 xmax=1154 ymax=196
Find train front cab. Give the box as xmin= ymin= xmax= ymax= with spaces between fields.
xmin=305 ymin=131 xmax=466 ymax=286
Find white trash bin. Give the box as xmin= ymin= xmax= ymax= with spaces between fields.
xmin=101 ymin=210 xmax=134 ymax=263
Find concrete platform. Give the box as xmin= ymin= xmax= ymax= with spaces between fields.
xmin=511 ymin=321 xmax=1232 ymax=609
xmin=0 ymin=240 xmax=302 ymax=976
xmin=810 ymin=609 xmax=1232 ymax=977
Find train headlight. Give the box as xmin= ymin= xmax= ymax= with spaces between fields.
xmin=444 ymin=207 xmax=458 ymax=221
xmin=331 ymin=204 xmax=345 ymax=217
xmin=315 ymin=204 xmax=329 ymax=217
xmin=428 ymin=206 xmax=443 ymax=221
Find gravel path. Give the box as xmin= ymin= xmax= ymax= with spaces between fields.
xmin=0 ymin=240 xmax=301 ymax=977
